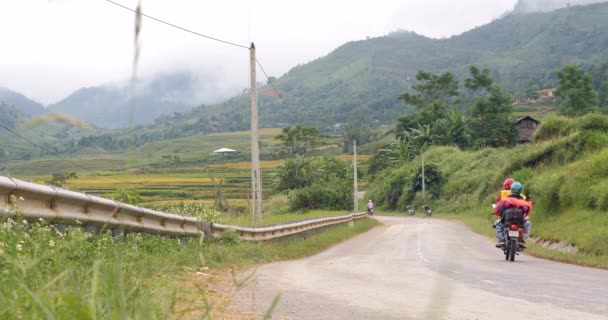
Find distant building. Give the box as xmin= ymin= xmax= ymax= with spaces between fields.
xmin=536 ymin=88 xmax=557 ymax=103
xmin=514 ymin=116 xmax=540 ymax=143
xmin=212 ymin=148 xmax=237 ymax=155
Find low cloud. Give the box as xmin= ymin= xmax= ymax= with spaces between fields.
xmin=513 ymin=0 xmax=608 ymax=12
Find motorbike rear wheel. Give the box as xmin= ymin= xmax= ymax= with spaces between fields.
xmin=508 ymin=239 xmax=517 ymax=261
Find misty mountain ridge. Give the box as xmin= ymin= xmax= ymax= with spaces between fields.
xmin=48 ymin=71 xmax=239 ymax=129
xmin=512 ymin=0 xmax=608 ymax=13
xmin=136 ymin=1 xmax=608 ymax=137
xmin=0 ymin=86 xmax=46 ymax=117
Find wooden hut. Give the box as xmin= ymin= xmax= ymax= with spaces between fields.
xmin=515 ymin=116 xmax=540 ymax=143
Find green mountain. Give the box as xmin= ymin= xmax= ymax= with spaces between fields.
xmin=20 ymin=2 xmax=608 ymax=155
xmin=148 ymin=2 xmax=608 ymax=136
xmin=0 ymin=87 xmax=46 ymax=116
xmin=513 ymin=0 xmax=607 ymax=13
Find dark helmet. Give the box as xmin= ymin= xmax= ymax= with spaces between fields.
xmin=510 ymin=181 xmax=523 ymax=194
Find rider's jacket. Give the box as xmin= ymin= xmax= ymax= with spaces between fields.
xmin=494 ymin=194 xmax=532 ymax=218
xmin=497 ymin=190 xmax=526 ymax=202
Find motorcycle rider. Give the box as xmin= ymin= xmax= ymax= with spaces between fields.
xmin=493 ymin=182 xmax=532 ymax=248
xmin=498 ymin=178 xmax=515 ymax=202
xmin=367 ymin=199 xmax=374 ymax=215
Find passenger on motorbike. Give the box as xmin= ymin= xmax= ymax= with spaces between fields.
xmin=493 ymin=182 xmax=532 ymax=248
xmin=497 ymin=178 xmax=515 ymax=202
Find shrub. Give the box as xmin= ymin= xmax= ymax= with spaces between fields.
xmin=577 ymin=113 xmax=608 ymax=132
xmin=289 ymin=183 xmax=353 ymax=211
xmin=534 ymin=115 xmax=575 ymax=141
xmin=264 ymin=194 xmax=290 ymax=215
xmin=151 ymin=201 xmax=224 ymax=223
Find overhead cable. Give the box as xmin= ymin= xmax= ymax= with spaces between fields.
xmin=105 ymin=0 xmax=250 ymax=49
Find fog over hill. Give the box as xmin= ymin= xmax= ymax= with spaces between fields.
xmin=48 ymin=71 xmax=237 ymax=129
xmin=0 ymin=87 xmax=46 ymax=116
xmin=513 ymin=0 xmax=608 ymax=12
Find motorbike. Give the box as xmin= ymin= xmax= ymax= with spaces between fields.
xmin=423 ymin=205 xmax=431 ymax=216
xmin=407 ymin=205 xmax=415 ymax=216
xmin=367 ymin=207 xmax=374 ymax=216
xmin=499 ymin=207 xmax=526 ymax=262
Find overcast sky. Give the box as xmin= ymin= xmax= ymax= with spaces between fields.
xmin=0 ymin=0 xmax=521 ymax=105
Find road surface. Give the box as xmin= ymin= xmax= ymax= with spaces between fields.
xmin=229 ymin=217 xmax=608 ymax=319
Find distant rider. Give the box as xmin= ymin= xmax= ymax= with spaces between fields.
xmin=498 ymin=178 xmax=514 ymax=202
xmin=497 ymin=178 xmax=526 ymax=202
xmin=367 ymin=200 xmax=374 ymax=215
xmin=493 ymin=182 xmax=532 ymax=248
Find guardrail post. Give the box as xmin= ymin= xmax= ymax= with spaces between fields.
xmin=54 ymin=223 xmax=67 ymax=235
xmin=112 ymin=228 xmax=126 ymax=241
xmin=202 ymin=221 xmax=212 ymax=240
xmin=85 ymin=225 xmax=100 ymax=235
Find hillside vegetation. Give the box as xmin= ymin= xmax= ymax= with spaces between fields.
xmin=369 ymin=113 xmax=608 ymax=259
xmin=5 ymin=3 xmax=608 ymax=157
xmin=149 ymin=2 xmax=608 ymax=134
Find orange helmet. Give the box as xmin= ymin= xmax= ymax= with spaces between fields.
xmin=503 ymin=178 xmax=515 ymax=190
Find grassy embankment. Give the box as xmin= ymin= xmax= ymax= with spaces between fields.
xmin=1 ymin=128 xmax=380 ymax=318
xmin=0 ymin=211 xmax=377 ymax=319
xmin=369 ymin=114 xmax=608 ymax=269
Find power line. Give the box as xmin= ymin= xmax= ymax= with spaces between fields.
xmin=256 ymin=58 xmax=292 ymax=112
xmin=0 ymin=121 xmax=136 ymax=186
xmin=105 ymin=0 xmax=249 ymax=49
xmin=106 ymin=0 xmax=292 ymax=117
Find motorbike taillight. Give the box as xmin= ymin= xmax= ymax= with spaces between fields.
xmin=509 ymin=224 xmax=518 ymax=230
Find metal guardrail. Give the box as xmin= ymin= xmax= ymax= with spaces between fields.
xmin=0 ymin=176 xmax=201 ymax=236
xmin=211 ymin=212 xmax=368 ymax=241
xmin=1 ymin=175 xmax=368 ymax=240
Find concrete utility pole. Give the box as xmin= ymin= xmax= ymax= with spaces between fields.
xmin=421 ymin=152 xmax=425 ymax=201
xmin=250 ymin=42 xmax=262 ymax=226
xmin=353 ymin=140 xmax=358 ymax=212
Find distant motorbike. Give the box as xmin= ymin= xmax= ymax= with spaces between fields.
xmin=423 ymin=205 xmax=432 ymax=217
xmin=499 ymin=207 xmax=526 ymax=262
xmin=407 ymin=205 xmax=415 ymax=216
xmin=367 ymin=207 xmax=374 ymax=216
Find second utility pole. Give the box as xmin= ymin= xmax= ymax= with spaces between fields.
xmin=250 ymin=42 xmax=262 ymax=226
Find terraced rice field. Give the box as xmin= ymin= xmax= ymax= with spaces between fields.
xmin=3 ymin=128 xmax=367 ymax=208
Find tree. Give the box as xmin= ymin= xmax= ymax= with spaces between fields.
xmin=105 ymin=189 xmax=142 ymax=205
xmin=274 ymin=124 xmax=321 ymax=157
xmin=341 ymin=123 xmax=377 ymax=152
xmin=46 ymin=172 xmax=78 ymax=187
xmin=556 ymin=65 xmax=599 ymax=117
xmin=434 ymin=110 xmax=470 ymax=148
xmin=399 ymin=71 xmax=459 ymax=110
xmin=465 ymin=66 xmax=517 ymax=147
xmin=396 ymin=71 xmax=460 ymax=142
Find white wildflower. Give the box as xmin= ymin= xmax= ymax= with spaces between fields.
xmin=49 ymin=240 xmax=55 ymax=247
xmin=22 ymin=220 xmax=28 ymax=225
xmin=38 ymin=218 xmax=45 ymax=223
xmin=75 ymin=220 xmax=82 ymax=225
xmin=19 ymin=196 xmax=24 ymax=201
xmin=16 ymin=244 xmax=22 ymax=251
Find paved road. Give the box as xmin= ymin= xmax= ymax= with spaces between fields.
xmin=230 ymin=217 xmax=608 ymax=319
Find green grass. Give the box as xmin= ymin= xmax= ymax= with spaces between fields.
xmin=0 ymin=216 xmax=377 ymax=319
xmin=368 ymin=114 xmax=608 ymax=269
